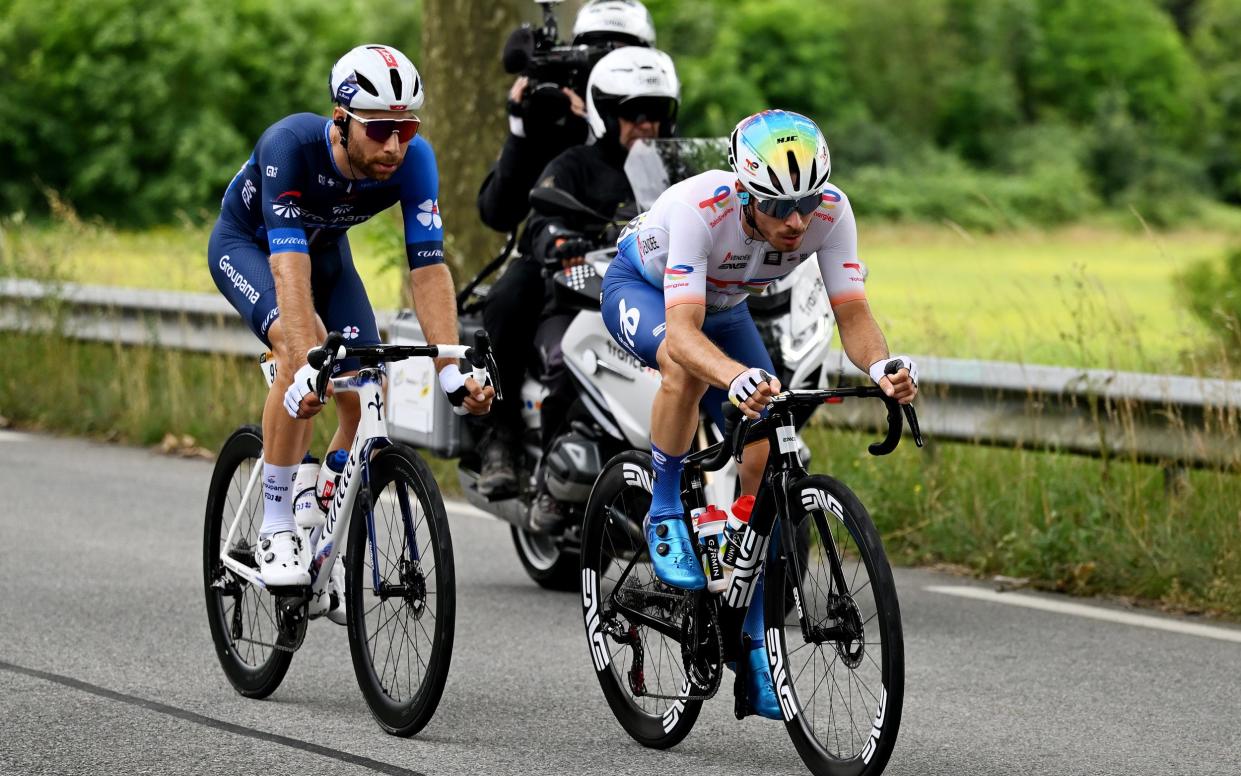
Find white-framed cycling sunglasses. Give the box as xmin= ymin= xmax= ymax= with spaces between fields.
xmin=338 ymin=107 xmax=421 ymax=143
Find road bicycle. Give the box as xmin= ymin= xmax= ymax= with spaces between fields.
xmin=580 ymin=372 xmax=922 ymax=775
xmin=203 ymin=330 xmax=497 ymax=736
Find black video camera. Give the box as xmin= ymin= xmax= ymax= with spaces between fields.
xmin=501 ymin=0 xmax=620 ymax=131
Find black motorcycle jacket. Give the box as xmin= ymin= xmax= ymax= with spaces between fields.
xmin=526 ymin=139 xmax=636 ymax=265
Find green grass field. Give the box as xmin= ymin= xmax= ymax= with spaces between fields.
xmin=2 ymin=215 xmax=1236 ymax=373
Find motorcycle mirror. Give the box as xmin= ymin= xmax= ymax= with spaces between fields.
xmin=529 ymin=186 xmax=610 ymax=224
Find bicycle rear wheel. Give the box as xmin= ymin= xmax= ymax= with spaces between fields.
xmin=764 ymin=475 xmax=904 ymax=776
xmin=580 ymin=451 xmax=705 ymax=749
xmin=203 ymin=425 xmax=294 ymax=698
xmin=346 ymin=445 xmax=455 ymax=737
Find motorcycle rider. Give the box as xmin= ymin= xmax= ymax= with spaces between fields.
xmin=474 ymin=0 xmax=660 ymax=499
xmin=486 ymin=47 xmax=679 ymax=532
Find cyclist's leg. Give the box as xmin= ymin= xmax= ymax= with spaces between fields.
xmin=209 ymin=225 xmax=316 ymax=582
xmin=315 ymin=235 xmax=378 ymax=455
xmin=699 ymin=302 xmax=775 ymax=496
xmin=601 ymin=252 xmax=705 ymax=589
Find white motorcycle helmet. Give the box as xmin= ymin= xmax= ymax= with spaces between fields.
xmin=329 ymin=44 xmax=424 ymax=111
xmin=573 ymin=0 xmax=656 ymax=47
xmin=585 ymin=47 xmax=679 ymax=141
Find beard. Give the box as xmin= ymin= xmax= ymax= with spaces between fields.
xmin=347 ymin=143 xmax=404 ymax=181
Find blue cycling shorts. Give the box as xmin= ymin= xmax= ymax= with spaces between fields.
xmin=601 ymin=237 xmax=774 ymax=431
xmin=207 ymin=218 xmax=380 ymax=374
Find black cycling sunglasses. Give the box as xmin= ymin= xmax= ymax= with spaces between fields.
xmin=340 ymin=107 xmax=421 ymax=143
xmin=753 ymin=191 xmax=821 ymax=219
xmin=615 ymin=97 xmax=677 ymax=125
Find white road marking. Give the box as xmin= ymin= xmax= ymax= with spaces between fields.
xmin=926 ymin=585 xmax=1241 ymax=644
xmin=0 ymin=430 xmax=27 ymax=443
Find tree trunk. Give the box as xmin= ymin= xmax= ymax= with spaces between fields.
xmin=421 ymin=0 xmax=527 ymax=279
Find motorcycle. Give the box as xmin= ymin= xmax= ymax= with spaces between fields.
xmin=386 ymin=138 xmax=839 ymax=591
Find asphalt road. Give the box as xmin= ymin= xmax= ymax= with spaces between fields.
xmin=1 ymin=430 xmax=1239 ymax=776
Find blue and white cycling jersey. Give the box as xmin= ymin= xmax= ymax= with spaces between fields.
xmin=218 ymin=112 xmax=444 ymax=269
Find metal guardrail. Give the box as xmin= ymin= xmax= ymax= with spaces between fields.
xmin=0 ymin=278 xmax=394 ymax=356
xmin=3 ymin=279 xmax=1239 ymax=470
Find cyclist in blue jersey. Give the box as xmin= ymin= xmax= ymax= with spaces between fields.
xmin=208 ymin=44 xmax=494 ymax=592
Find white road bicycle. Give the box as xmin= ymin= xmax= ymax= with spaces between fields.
xmin=202 ymin=330 xmax=498 ymax=737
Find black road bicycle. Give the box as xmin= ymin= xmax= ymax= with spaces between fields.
xmin=580 ymin=375 xmax=922 ymax=776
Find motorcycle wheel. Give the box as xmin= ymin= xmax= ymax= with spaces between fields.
xmin=511 ymin=526 xmax=580 ymax=591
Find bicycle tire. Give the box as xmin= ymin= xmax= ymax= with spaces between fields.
xmin=346 ymin=444 xmax=455 ymax=737
xmin=202 ymin=425 xmax=294 ymax=698
xmin=580 ymin=451 xmax=703 ymax=749
xmin=764 ymin=475 xmax=904 ymax=776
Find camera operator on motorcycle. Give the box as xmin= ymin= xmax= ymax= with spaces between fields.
xmin=477 ymin=46 xmax=681 ymax=536
xmin=476 ymin=0 xmax=657 ymax=235
xmin=600 ymin=109 xmax=918 ymax=718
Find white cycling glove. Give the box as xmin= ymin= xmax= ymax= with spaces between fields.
xmin=728 ymin=367 xmax=777 ymax=409
xmin=283 ymin=363 xmax=320 ymax=418
xmin=439 ymin=364 xmax=485 ymax=416
xmin=868 ymin=356 xmax=919 ymax=387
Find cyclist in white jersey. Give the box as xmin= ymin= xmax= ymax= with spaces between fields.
xmin=601 ymin=109 xmax=918 ymax=718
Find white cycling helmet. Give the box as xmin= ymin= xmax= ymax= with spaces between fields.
xmin=573 ymin=0 xmax=656 ymax=46
xmin=329 ymin=44 xmax=424 ymax=111
xmin=728 ymin=110 xmax=831 ymax=201
xmin=585 ymin=47 xmax=679 ymax=139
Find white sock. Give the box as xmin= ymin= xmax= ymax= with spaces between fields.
xmin=260 ymin=460 xmax=299 ymax=538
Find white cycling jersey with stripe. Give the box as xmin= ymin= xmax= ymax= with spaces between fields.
xmin=618 ymin=169 xmax=867 ymax=312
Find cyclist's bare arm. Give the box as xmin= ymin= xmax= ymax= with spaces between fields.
xmin=409 ymin=263 xmax=495 ymax=414
xmin=833 ymin=298 xmax=916 ymax=402
xmin=271 ymin=252 xmax=318 ymax=374
xmin=664 ymin=303 xmax=742 ymax=388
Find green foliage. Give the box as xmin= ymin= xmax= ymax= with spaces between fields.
xmin=1178 ymin=246 xmax=1241 ymax=353
xmin=0 ymin=0 xmax=421 ymax=225
xmin=1192 ymin=0 xmax=1241 ymax=202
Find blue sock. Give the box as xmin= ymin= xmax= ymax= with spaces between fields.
xmin=649 ymin=443 xmax=686 ymax=519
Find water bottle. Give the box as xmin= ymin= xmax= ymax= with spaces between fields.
xmin=719 ymin=494 xmax=755 ymax=576
xmin=693 ymin=505 xmax=728 ymax=593
xmin=317 ymin=448 xmax=349 ymax=513
xmin=293 ymin=453 xmax=323 ymax=530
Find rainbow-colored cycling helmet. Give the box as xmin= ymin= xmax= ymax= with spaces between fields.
xmin=728 ymin=110 xmax=830 ymax=201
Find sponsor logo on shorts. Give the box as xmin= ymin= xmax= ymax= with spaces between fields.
xmin=218 ymin=255 xmax=261 ymax=305
xmin=260 ymin=306 xmax=280 ymax=336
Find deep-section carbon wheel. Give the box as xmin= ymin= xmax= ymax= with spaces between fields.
xmin=203 ymin=425 xmax=293 ymax=698
xmin=580 ymin=451 xmax=704 ymax=749
xmin=347 ymin=445 xmax=455 ymax=737
xmin=765 ymin=475 xmax=904 ymax=776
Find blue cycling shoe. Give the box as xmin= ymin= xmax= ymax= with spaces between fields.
xmin=746 ymin=643 xmax=784 ymax=720
xmin=644 ymin=513 xmax=706 ymax=590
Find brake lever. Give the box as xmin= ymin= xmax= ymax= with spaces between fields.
xmin=903 ymin=404 xmax=924 ymax=448
xmin=307 ymin=331 xmax=346 ymax=405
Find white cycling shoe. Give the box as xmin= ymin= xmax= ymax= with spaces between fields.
xmin=256 ymin=531 xmax=310 ymax=588
xmin=309 ymin=554 xmax=348 ymax=625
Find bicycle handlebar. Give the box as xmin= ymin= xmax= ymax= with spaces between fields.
xmin=304 ymin=329 xmax=504 ymax=405
xmin=688 ymin=385 xmax=924 ymax=473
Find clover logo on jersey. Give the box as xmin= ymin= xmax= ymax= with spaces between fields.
xmin=271 ymin=191 xmax=303 ymax=219
xmin=342 ymin=325 xmax=360 ymax=340
xmin=416 ymin=199 xmax=442 ymax=229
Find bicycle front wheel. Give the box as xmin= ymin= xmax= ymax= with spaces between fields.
xmin=346 ymin=445 xmax=455 ymax=737
xmin=764 ymin=475 xmax=904 ymax=776
xmin=202 ymin=425 xmax=294 ymax=698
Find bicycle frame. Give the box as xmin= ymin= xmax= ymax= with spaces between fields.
xmin=218 ymin=338 xmax=480 ymax=594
